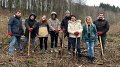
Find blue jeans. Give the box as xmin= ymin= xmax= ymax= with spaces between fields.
xmin=70 ymin=37 xmax=81 ymax=54
xmin=86 ymin=41 xmax=95 ymax=57
xmin=9 ymin=36 xmax=22 ymax=55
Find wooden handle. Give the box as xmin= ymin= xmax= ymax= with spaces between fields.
xmin=99 ymin=36 xmax=104 ymax=59
xmin=28 ymin=31 xmax=31 ymax=56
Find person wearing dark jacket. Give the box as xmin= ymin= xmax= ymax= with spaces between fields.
xmin=24 ymin=13 xmax=37 ymax=52
xmin=37 ymin=15 xmax=49 ymax=53
xmin=61 ymin=10 xmax=72 ymax=54
xmin=93 ymin=13 xmax=109 ymax=51
xmin=8 ymin=11 xmax=24 ymax=56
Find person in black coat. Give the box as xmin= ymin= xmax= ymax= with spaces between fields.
xmin=24 ymin=13 xmax=38 ymax=51
xmin=60 ymin=10 xmax=72 ymax=54
xmin=8 ymin=10 xmax=24 ymax=56
xmin=93 ymin=13 xmax=109 ymax=51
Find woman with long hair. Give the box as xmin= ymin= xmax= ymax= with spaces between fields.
xmin=37 ymin=15 xmax=49 ymax=53
xmin=82 ymin=16 xmax=98 ymax=63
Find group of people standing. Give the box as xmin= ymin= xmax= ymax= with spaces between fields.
xmin=8 ymin=10 xmax=109 ymax=63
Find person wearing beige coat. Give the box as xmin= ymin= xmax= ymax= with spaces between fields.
xmin=68 ymin=15 xmax=83 ymax=58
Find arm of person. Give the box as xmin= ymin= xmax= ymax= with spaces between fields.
xmin=102 ymin=21 xmax=110 ymax=34
xmin=8 ymin=17 xmax=14 ymax=32
xmin=25 ymin=19 xmax=30 ymax=29
xmin=82 ymin=25 xmax=85 ymax=41
xmin=94 ymin=25 xmax=98 ymax=41
xmin=61 ymin=19 xmax=65 ymax=30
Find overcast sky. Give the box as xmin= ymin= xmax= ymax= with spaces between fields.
xmin=86 ymin=0 xmax=120 ymax=7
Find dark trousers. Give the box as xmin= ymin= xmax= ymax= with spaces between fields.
xmin=70 ymin=37 xmax=81 ymax=54
xmin=50 ymin=31 xmax=58 ymax=48
xmin=60 ymin=37 xmax=71 ymax=50
xmin=39 ymin=37 xmax=48 ymax=50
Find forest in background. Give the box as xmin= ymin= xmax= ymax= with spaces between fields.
xmin=0 ymin=0 xmax=120 ymax=23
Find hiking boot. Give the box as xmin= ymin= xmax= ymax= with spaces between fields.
xmin=54 ymin=48 xmax=58 ymax=53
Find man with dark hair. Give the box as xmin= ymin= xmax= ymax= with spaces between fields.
xmin=93 ymin=13 xmax=110 ymax=51
xmin=8 ymin=11 xmax=24 ymax=56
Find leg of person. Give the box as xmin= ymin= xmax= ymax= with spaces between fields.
xmin=9 ymin=36 xmax=16 ymax=56
xmin=24 ymin=37 xmax=28 ymax=51
xmin=44 ymin=37 xmax=48 ymax=50
xmin=16 ymin=36 xmax=23 ymax=51
xmin=60 ymin=38 xmax=62 ymax=48
xmin=54 ymin=33 xmax=58 ymax=52
xmin=101 ymin=35 xmax=106 ymax=51
xmin=90 ymin=41 xmax=95 ymax=63
xmin=86 ymin=41 xmax=91 ymax=63
xmin=50 ymin=31 xmax=55 ymax=52
xmin=68 ymin=37 xmax=71 ymax=51
xmin=31 ymin=37 xmax=35 ymax=52
xmin=68 ymin=37 xmax=72 ymax=54
xmin=77 ymin=37 xmax=81 ymax=58
xmin=71 ymin=38 xmax=76 ymax=56
xmin=39 ymin=37 xmax=43 ymax=50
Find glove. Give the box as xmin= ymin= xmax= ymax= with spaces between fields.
xmin=62 ymin=28 xmax=65 ymax=33
xmin=74 ymin=31 xmax=79 ymax=36
xmin=8 ymin=32 xmax=13 ymax=36
xmin=97 ymin=32 xmax=102 ymax=36
xmin=28 ymin=28 xmax=33 ymax=32
xmin=54 ymin=29 xmax=59 ymax=33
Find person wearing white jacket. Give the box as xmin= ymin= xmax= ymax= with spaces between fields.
xmin=68 ymin=15 xmax=83 ymax=58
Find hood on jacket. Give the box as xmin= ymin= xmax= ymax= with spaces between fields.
xmin=29 ymin=13 xmax=37 ymax=20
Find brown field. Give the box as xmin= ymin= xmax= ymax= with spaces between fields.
xmin=0 ymin=16 xmax=120 ymax=67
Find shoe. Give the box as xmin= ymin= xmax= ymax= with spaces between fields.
xmin=68 ymin=50 xmax=72 ymax=55
xmin=20 ymin=50 xmax=23 ymax=54
xmin=91 ymin=57 xmax=94 ymax=64
xmin=51 ymin=48 xmax=54 ymax=53
xmin=54 ymin=49 xmax=58 ymax=53
xmin=87 ymin=56 xmax=91 ymax=63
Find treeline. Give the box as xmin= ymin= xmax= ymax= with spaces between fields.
xmin=0 ymin=0 xmax=120 ymax=23
xmin=99 ymin=3 xmax=120 ymax=13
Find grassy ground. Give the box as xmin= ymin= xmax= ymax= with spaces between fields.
xmin=0 ymin=16 xmax=120 ymax=67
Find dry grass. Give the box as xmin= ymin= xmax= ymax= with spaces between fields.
xmin=0 ymin=16 xmax=120 ymax=67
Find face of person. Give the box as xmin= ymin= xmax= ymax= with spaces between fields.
xmin=98 ymin=13 xmax=104 ymax=19
xmin=65 ymin=13 xmax=70 ymax=17
xmin=42 ymin=15 xmax=46 ymax=21
xmin=15 ymin=12 xmax=21 ymax=17
xmin=86 ymin=17 xmax=91 ymax=24
xmin=71 ymin=16 xmax=76 ymax=22
xmin=30 ymin=15 xmax=35 ymax=20
xmin=52 ymin=14 xmax=56 ymax=19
